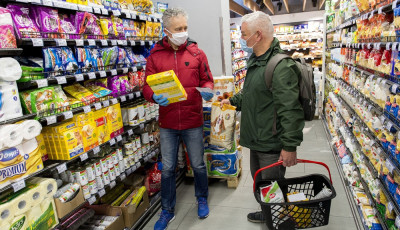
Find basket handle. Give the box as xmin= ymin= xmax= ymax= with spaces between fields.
xmin=253 ymin=159 xmax=333 ymax=192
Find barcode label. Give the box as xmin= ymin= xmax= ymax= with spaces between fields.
xmin=93 ymin=146 xmax=100 ymax=154
xmin=57 ymin=163 xmax=67 ymax=173
xmin=80 ymin=153 xmax=89 ymax=161
xmin=32 ymin=38 xmax=43 ymax=47
xmin=12 ymin=180 xmax=25 ymax=192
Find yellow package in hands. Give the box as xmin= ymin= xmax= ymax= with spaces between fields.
xmin=146 ymin=70 xmax=187 ymax=103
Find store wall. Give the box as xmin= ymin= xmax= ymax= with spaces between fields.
xmin=157 ymin=0 xmax=232 ymax=77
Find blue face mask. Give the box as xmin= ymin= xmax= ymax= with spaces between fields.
xmin=239 ymin=32 xmax=258 ymax=54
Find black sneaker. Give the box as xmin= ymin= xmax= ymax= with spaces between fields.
xmin=247 ymin=211 xmax=265 ymax=223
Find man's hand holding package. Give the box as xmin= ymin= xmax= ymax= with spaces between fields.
xmin=153 ymin=94 xmax=169 ymax=107
xmin=279 ymin=150 xmax=297 ymax=167
xmin=220 ymin=99 xmax=231 ymax=107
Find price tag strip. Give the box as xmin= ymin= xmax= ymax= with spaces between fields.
xmin=109 ymin=138 xmax=116 ymax=146
xmin=93 ymin=146 xmax=100 ymax=154
xmin=57 ymin=163 xmax=67 ymax=173
xmin=12 ymin=179 xmax=26 ymax=192
xmin=80 ymin=152 xmax=89 ymax=161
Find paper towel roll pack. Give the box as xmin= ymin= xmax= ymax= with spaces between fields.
xmin=0 ymin=80 xmax=23 ymax=122
xmin=0 ymin=177 xmax=59 ymax=230
xmin=0 ymin=120 xmax=42 ymax=149
xmin=0 ymin=58 xmax=22 ymax=82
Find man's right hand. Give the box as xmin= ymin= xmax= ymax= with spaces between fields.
xmin=220 ymin=99 xmax=231 ymax=107
xmin=153 ymin=94 xmax=169 ymax=106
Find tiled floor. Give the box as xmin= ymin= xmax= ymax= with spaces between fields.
xmin=143 ymin=120 xmax=356 ymax=230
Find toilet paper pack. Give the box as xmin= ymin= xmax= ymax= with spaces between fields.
xmin=0 ymin=140 xmax=43 ymax=186
xmin=0 ymin=80 xmax=23 ymax=122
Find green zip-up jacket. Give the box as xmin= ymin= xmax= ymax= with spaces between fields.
xmin=230 ymin=38 xmax=304 ymax=152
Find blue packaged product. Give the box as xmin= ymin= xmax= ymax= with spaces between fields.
xmin=206 ymin=151 xmax=239 ymax=177
xmin=61 ymin=47 xmax=79 ymax=75
xmin=90 ymin=48 xmax=105 ymax=71
xmin=203 ymin=106 xmax=211 ymax=128
xmin=341 ymin=155 xmax=352 ymax=164
xmin=124 ymin=47 xmax=136 ymax=66
xmin=116 ymin=47 xmax=129 ymax=68
xmin=43 ymin=47 xmax=64 ymax=77
xmin=76 ymin=47 xmax=94 ymax=73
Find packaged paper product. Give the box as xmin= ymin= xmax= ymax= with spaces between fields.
xmin=146 ymin=70 xmax=187 ymax=103
xmin=30 ymin=177 xmax=58 ymax=198
xmin=0 ymin=7 xmax=17 ymax=48
xmin=0 ymin=200 xmax=13 ymax=223
xmin=0 ymin=140 xmax=43 ymax=185
xmin=212 ymin=76 xmax=234 ymax=102
xmin=210 ymin=102 xmax=236 ymax=150
xmin=10 ymin=214 xmax=28 ymax=230
xmin=206 ymin=151 xmax=240 ymax=177
xmin=30 ymin=198 xmax=59 ymax=229
xmin=0 ymin=124 xmax=23 ymax=148
xmin=19 ymin=120 xmax=42 ymax=140
xmin=105 ymin=104 xmax=124 ymax=138
xmin=0 ymin=58 xmax=22 ymax=81
xmin=0 ymin=80 xmax=23 ymax=122
xmin=260 ymin=181 xmax=284 ymax=203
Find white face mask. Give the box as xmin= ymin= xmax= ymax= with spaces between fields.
xmin=166 ymin=29 xmax=188 ymax=46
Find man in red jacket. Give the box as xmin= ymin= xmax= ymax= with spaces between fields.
xmin=142 ymin=8 xmax=214 ymax=230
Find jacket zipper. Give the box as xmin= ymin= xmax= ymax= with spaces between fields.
xmin=174 ymin=51 xmax=181 ymax=130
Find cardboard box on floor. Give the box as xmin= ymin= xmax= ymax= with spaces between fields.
xmin=54 ymin=187 xmax=85 ymax=219
xmin=89 ymin=189 xmax=150 ymax=228
xmin=87 ymin=205 xmax=125 ymax=230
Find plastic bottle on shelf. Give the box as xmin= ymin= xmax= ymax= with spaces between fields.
xmin=381 ymin=133 xmax=389 ymax=150
xmin=391 ymin=98 xmax=399 ymax=119
xmin=385 ymin=96 xmax=392 ymax=112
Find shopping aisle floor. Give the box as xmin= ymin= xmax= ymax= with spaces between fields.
xmin=143 ymin=120 xmax=356 ymax=230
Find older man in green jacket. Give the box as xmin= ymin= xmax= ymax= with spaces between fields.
xmin=222 ymin=11 xmax=305 ymax=227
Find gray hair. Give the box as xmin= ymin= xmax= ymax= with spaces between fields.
xmin=241 ymin=11 xmax=274 ymax=36
xmin=162 ymin=8 xmax=188 ymax=29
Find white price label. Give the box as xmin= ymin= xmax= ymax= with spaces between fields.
xmin=120 ymin=173 xmax=126 ymax=181
xmin=120 ymin=95 xmax=126 ymax=102
xmin=396 ymin=216 xmax=400 ymax=228
xmin=132 ymin=66 xmax=138 ymax=72
xmin=380 ymin=115 xmax=386 ymax=124
xmin=75 ymin=39 xmax=84 ymax=46
xmin=381 ymin=79 xmax=387 ymax=85
xmin=88 ymin=72 xmax=96 ymax=79
xmin=136 ymin=92 xmax=141 ymax=97
xmin=126 ymin=168 xmax=132 ymax=175
xmin=393 ymin=0 xmax=398 ymax=10
xmin=46 ymin=115 xmax=57 ymax=125
xmin=110 ymin=181 xmax=116 ymax=189
xmin=128 ymin=129 xmax=133 ymax=136
xmin=93 ymin=7 xmax=101 ymax=14
xmin=56 ymin=76 xmax=67 ymax=84
xmin=99 ymin=71 xmax=107 ymax=78
xmin=101 ymin=40 xmax=108 ymax=46
xmin=136 ymin=162 xmax=141 ymax=168
xmin=131 ymin=12 xmax=137 ymax=19
xmin=102 ymin=100 xmax=110 ymax=107
xmin=35 ymin=79 xmax=48 ymax=88
xmin=93 ymin=146 xmax=100 ymax=154
xmin=111 ymin=69 xmax=117 ymax=76
xmin=156 ymin=115 xmax=159 ymax=121
xmin=369 ymin=75 xmax=374 ymax=81
xmin=75 ymin=74 xmax=84 ymax=81
xmin=42 ymin=0 xmax=53 ymax=6
xmin=31 ymin=38 xmax=44 ymax=47
xmin=98 ymin=189 xmax=106 ymax=197
xmin=393 ymin=42 xmax=399 ymax=50
xmin=125 ymin=12 xmax=131 ymax=19
xmin=386 ymin=159 xmax=395 ymax=173
xmin=122 ymin=40 xmax=128 ymax=46
xmin=109 ymin=138 xmax=116 ymax=146
xmin=80 ymin=153 xmax=89 ymax=161
xmin=140 ymin=41 xmax=145 ymax=46
xmin=70 ymin=3 xmax=78 ymax=10
xmin=101 ymin=8 xmax=109 ymax=15
xmin=128 ymin=93 xmax=134 ymax=99
xmin=111 ymin=40 xmax=117 ymax=46
xmin=123 ymin=68 xmax=129 ymax=74
xmin=94 ymin=103 xmax=102 ymax=110
xmin=12 ymin=180 xmax=25 ymax=192
xmin=149 ymin=41 xmax=153 ymax=46
xmin=55 ymin=39 xmax=67 ymax=46
xmin=117 ymin=40 xmax=123 ymax=45
xmin=116 ymin=135 xmax=122 ymax=142
xmin=112 ymin=10 xmax=121 ymax=16
xmin=111 ymin=98 xmax=118 ymax=104
xmin=83 ymin=105 xmax=91 ymax=113
xmin=63 ymin=111 xmax=73 ymax=120
xmin=393 ymin=84 xmax=399 ymax=94
xmin=368 ymin=105 xmax=373 ymax=111
xmin=130 ymin=41 xmax=136 ymax=46
xmin=57 ymin=163 xmax=67 ymax=173
xmin=88 ymin=39 xmax=96 ymax=46
xmin=53 ymin=0 xmax=63 ymax=7
xmin=132 ymin=166 xmax=137 ymax=172
xmin=88 ymin=196 xmax=96 ymax=205
xmin=140 ymin=123 xmax=144 ymax=129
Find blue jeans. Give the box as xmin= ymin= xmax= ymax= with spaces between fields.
xmin=160 ymin=126 xmax=208 ymax=213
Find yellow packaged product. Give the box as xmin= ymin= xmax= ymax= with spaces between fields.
xmin=94 ymin=109 xmax=110 ymax=144
xmin=63 ymin=83 xmax=97 ymax=104
xmin=153 ymin=22 xmax=162 ymax=38
xmin=36 ymin=134 xmax=48 ymax=160
xmin=52 ymin=122 xmax=84 ymax=160
xmin=146 ymin=70 xmax=187 ymax=103
xmin=77 ymin=0 xmax=88 ymax=5
xmin=0 ymin=139 xmax=44 ymax=186
xmin=145 ymin=21 xmax=153 ymax=38
xmin=106 ymin=104 xmax=124 ymax=138
xmin=73 ymin=112 xmax=99 ymax=151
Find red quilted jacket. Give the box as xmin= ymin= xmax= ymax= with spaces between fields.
xmin=143 ymin=37 xmax=214 ymax=130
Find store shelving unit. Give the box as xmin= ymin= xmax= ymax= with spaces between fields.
xmin=230 ymin=28 xmax=247 ymax=94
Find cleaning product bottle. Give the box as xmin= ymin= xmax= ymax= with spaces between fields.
xmin=386 ymin=96 xmax=392 ymax=112
xmin=391 ymin=98 xmax=399 ymax=119
xmin=381 ymin=133 xmax=389 ymax=150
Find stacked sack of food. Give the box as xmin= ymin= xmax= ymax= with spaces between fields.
xmin=41 ymin=104 xmax=123 ymax=160
xmin=0 ymin=177 xmax=59 ymax=230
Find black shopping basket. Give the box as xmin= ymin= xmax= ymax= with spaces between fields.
xmin=253 ymin=159 xmax=336 ymax=230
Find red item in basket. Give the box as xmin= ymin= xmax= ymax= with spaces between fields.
xmin=145 ymin=163 xmax=162 ymax=196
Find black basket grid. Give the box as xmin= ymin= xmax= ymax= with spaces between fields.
xmin=254 ymin=161 xmax=336 ymax=230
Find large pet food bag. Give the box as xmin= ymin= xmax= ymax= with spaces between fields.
xmin=211 ymin=76 xmax=234 ymax=103
xmin=146 ymin=70 xmax=187 ymax=103
xmin=210 ymin=102 xmax=236 ymax=150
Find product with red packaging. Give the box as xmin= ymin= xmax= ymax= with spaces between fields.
xmin=145 ymin=162 xmax=162 ymax=196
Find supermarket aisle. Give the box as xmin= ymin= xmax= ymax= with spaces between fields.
xmin=143 ymin=120 xmax=356 ymax=230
